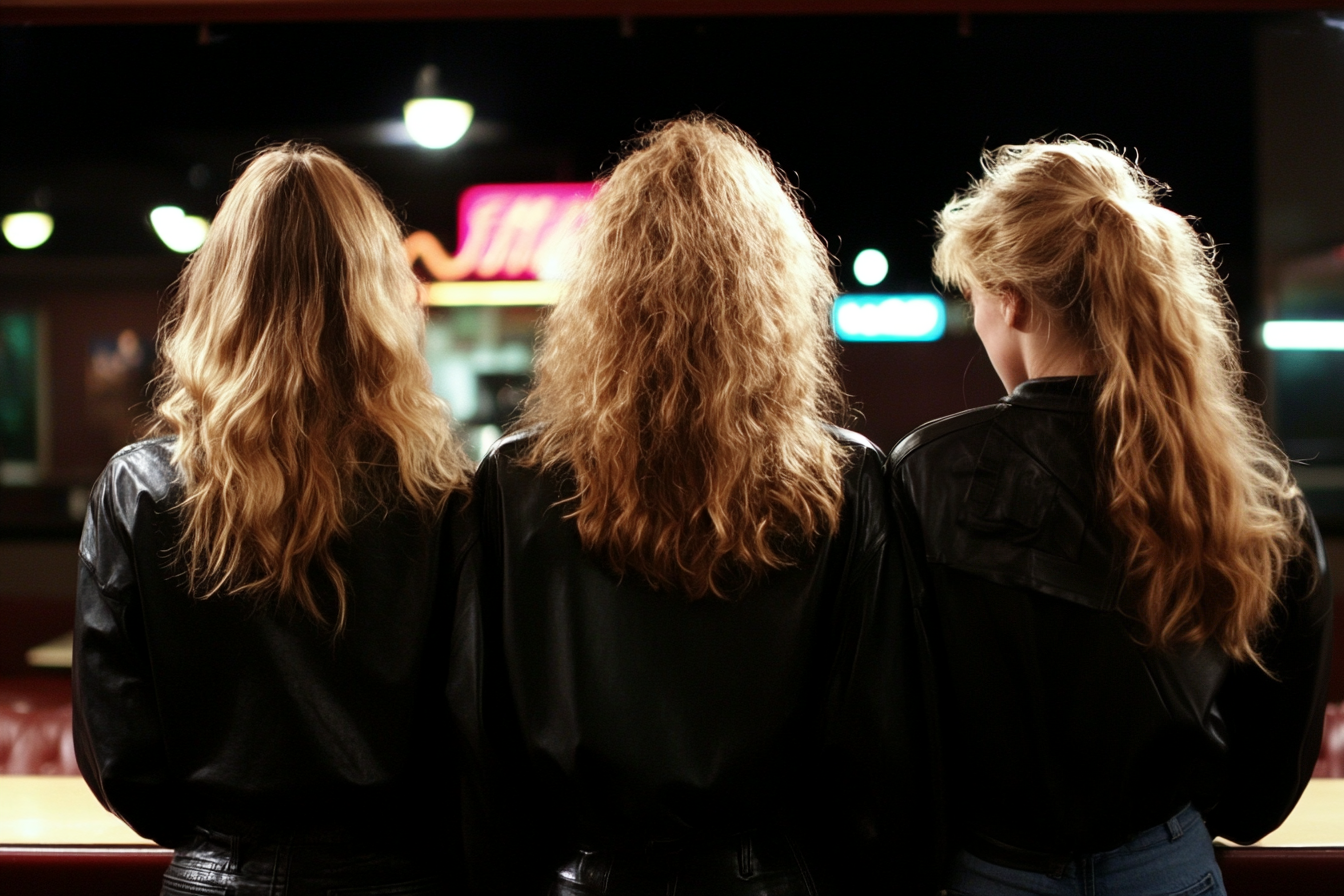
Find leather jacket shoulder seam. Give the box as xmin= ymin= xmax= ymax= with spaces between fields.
xmin=889 ymin=403 xmax=1005 ymax=466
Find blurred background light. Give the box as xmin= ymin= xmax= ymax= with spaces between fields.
xmin=424 ymin=280 xmax=562 ymax=306
xmin=404 ymin=99 xmax=474 ymax=149
xmin=1263 ymin=320 xmax=1344 ymax=350
xmin=404 ymin=64 xmax=473 ymax=149
xmin=149 ymin=206 xmax=210 ymax=253
xmin=852 ymin=248 xmax=889 ymax=287
xmin=2 ymin=213 xmax=54 ymax=250
xmin=832 ymin=293 xmax=945 ymax=342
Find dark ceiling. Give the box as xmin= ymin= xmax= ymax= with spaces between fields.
xmin=1 ymin=12 xmax=1258 ymax=305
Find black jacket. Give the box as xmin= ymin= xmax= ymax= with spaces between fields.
xmin=888 ymin=377 xmax=1333 ymax=854
xmin=73 ymin=436 xmax=474 ymax=848
xmin=451 ymin=426 xmax=931 ymax=894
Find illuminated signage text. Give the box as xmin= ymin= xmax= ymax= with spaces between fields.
xmin=832 ymin=294 xmax=946 ymax=342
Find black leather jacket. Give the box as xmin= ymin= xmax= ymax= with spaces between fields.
xmin=451 ymin=426 xmax=931 ymax=894
xmin=888 ymin=377 xmax=1333 ymax=855
xmin=74 ymin=436 xmax=474 ymax=849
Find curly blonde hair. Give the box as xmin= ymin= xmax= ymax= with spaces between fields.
xmin=519 ymin=115 xmax=847 ymax=599
xmin=934 ymin=140 xmax=1305 ymax=662
xmin=154 ymin=143 xmax=472 ymax=630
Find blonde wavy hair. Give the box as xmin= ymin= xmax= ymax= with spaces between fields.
xmin=934 ymin=140 xmax=1305 ymax=662
xmin=519 ymin=115 xmax=847 ymax=599
xmin=153 ymin=143 xmax=472 ymax=630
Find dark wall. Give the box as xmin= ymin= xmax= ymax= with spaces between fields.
xmin=0 ymin=258 xmax=173 ymax=485
xmin=0 ymin=13 xmax=1260 ymax=455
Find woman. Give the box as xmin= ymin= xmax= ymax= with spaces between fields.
xmin=889 ymin=141 xmax=1332 ymax=895
xmin=451 ymin=115 xmax=929 ymax=895
xmin=74 ymin=144 xmax=474 ymax=895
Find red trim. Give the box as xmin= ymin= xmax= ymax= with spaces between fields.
xmin=0 ymin=847 xmax=172 ymax=896
xmin=1216 ymin=847 xmax=1344 ymax=894
xmin=0 ymin=0 xmax=1331 ymax=27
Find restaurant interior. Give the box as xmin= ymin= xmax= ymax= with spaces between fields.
xmin=2 ymin=1 xmax=1343 ymax=893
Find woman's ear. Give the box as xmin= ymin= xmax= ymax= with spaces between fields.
xmin=1001 ymin=289 xmax=1031 ymax=332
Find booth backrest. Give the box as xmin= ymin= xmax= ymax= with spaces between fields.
xmin=1315 ymin=701 xmax=1344 ymax=778
xmin=0 ymin=704 xmax=78 ymax=775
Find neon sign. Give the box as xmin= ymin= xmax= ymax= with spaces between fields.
xmin=832 ymin=294 xmax=946 ymax=342
xmin=405 ymin=183 xmax=594 ymax=292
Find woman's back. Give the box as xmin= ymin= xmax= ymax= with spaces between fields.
xmin=466 ymin=426 xmax=886 ymax=841
xmin=77 ymin=436 xmax=468 ymax=842
xmin=889 ymin=377 xmax=1331 ymax=854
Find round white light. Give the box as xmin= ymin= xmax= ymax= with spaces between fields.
xmin=853 ymin=248 xmax=889 ymax=287
xmin=2 ymin=212 xmax=54 ymax=250
xmin=150 ymin=206 xmax=210 ymax=254
xmin=403 ymin=98 xmax=474 ymax=149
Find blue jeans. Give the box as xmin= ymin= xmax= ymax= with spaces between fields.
xmin=944 ymin=806 xmax=1226 ymax=896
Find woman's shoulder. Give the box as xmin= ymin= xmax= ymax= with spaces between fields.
xmin=822 ymin=423 xmax=882 ymax=457
xmin=95 ymin=436 xmax=180 ymax=504
xmin=480 ymin=427 xmax=537 ymax=462
xmin=819 ymin=424 xmax=887 ymax=491
xmin=82 ymin=438 xmax=180 ymax=594
xmin=888 ymin=403 xmax=1007 ymax=469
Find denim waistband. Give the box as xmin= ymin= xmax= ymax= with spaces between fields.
xmin=963 ymin=805 xmax=1202 ymax=877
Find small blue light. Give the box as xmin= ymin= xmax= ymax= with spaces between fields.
xmin=832 ymin=293 xmax=946 ymax=342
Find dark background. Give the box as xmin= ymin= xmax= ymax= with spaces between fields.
xmin=0 ymin=14 xmax=1257 ymax=291
xmin=1 ymin=10 xmax=1342 ymax=698
xmin=0 ymin=13 xmax=1261 ymax=456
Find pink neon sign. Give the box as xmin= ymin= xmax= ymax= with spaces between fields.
xmin=405 ymin=182 xmax=595 ymax=282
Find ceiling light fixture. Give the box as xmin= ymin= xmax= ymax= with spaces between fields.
xmin=150 ymin=206 xmax=210 ymax=253
xmin=2 ymin=212 xmax=54 ymax=250
xmin=404 ymin=64 xmax=474 ymax=150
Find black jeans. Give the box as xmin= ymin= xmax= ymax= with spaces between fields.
xmin=549 ymin=829 xmax=824 ymax=896
xmin=162 ymin=826 xmax=451 ymax=896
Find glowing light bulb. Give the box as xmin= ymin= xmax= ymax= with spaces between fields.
xmin=2 ymin=212 xmax=54 ymax=250
xmin=404 ymin=98 xmax=474 ymax=149
xmin=150 ymin=206 xmax=210 ymax=254
xmin=853 ymin=248 xmax=889 ymax=287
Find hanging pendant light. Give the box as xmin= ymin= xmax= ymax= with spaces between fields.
xmin=403 ymin=64 xmax=474 ymax=150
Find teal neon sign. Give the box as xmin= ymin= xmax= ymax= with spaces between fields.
xmin=832 ymin=293 xmax=946 ymax=342
xmin=1262 ymin=321 xmax=1344 ymax=351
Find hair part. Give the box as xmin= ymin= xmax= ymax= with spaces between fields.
xmin=519 ymin=114 xmax=847 ymax=599
xmin=154 ymin=142 xmax=472 ymax=630
xmin=934 ymin=139 xmax=1306 ymax=663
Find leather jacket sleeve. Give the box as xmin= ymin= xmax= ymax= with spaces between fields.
xmin=72 ymin=461 xmax=189 ymax=847
xmin=825 ymin=450 xmax=938 ymax=895
xmin=1205 ymin=504 xmax=1334 ymax=844
xmin=449 ymin=447 xmax=556 ymax=896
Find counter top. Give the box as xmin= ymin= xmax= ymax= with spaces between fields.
xmin=2 ymin=774 xmax=1342 ymax=848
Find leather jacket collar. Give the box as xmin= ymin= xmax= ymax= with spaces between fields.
xmin=1004 ymin=376 xmax=1096 ymax=412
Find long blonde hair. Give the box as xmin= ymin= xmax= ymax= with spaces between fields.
xmin=934 ymin=140 xmax=1305 ymax=662
xmin=154 ymin=143 xmax=471 ymax=630
xmin=520 ymin=115 xmax=846 ymax=599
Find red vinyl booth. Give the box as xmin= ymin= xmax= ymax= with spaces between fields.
xmin=4 ymin=679 xmax=1344 ymax=894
